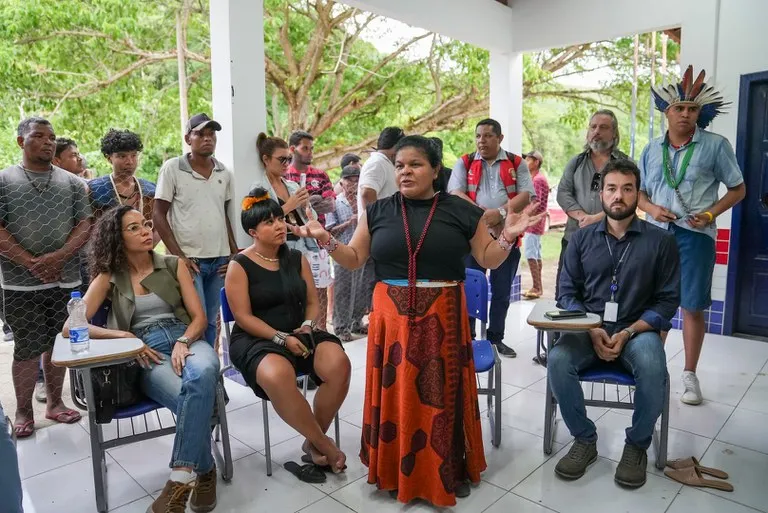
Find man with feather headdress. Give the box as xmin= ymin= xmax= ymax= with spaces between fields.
xmin=638 ymin=66 xmax=746 ymax=406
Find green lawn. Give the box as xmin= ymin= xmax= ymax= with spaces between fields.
xmin=541 ymin=229 xmax=564 ymax=262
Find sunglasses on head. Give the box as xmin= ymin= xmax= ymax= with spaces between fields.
xmin=590 ymin=172 xmax=601 ymax=191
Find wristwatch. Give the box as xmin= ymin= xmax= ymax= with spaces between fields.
xmin=301 ymin=319 xmax=316 ymax=330
xmin=621 ymin=327 xmax=637 ymax=340
xmin=498 ymin=206 xmax=508 ymax=220
xmin=176 ymin=336 xmax=191 ymax=346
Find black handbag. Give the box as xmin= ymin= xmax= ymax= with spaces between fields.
xmin=90 ymin=361 xmax=143 ymax=424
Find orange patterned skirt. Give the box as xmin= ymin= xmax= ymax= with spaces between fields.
xmin=360 ymin=282 xmax=487 ymax=507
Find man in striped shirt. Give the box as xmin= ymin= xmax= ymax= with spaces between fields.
xmin=284 ymin=131 xmax=336 ymax=225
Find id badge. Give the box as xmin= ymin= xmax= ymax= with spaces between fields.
xmin=604 ymin=301 xmax=619 ymax=323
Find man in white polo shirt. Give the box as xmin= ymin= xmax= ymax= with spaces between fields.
xmin=154 ymin=113 xmax=238 ymax=345
xmin=357 ymin=126 xmax=404 ymax=214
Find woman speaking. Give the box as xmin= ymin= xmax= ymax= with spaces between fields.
xmin=290 ymin=135 xmax=541 ymax=506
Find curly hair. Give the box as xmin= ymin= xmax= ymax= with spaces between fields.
xmin=89 ymin=205 xmax=135 ymax=278
xmin=100 ymin=128 xmax=143 ymax=157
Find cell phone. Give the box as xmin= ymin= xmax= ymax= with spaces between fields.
xmin=545 ymin=310 xmax=588 ymax=321
xmin=300 ymin=173 xmax=307 ymax=188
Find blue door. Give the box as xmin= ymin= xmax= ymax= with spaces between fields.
xmin=734 ymin=78 xmax=768 ymax=338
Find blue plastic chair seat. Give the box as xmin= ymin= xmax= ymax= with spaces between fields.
xmin=579 ymin=364 xmax=636 ymax=387
xmin=472 ymin=339 xmax=496 ymax=373
xmin=113 ymin=399 xmax=163 ymax=420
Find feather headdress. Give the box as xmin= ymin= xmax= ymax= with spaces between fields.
xmin=651 ymin=65 xmax=730 ymax=128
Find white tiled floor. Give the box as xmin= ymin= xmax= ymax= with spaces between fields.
xmin=15 ymin=302 xmax=768 ymax=513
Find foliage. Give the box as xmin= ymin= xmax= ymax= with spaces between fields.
xmin=0 ymin=0 xmax=679 ymax=182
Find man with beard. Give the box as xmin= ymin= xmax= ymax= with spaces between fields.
xmin=154 ymin=113 xmax=238 ymax=345
xmin=556 ymin=110 xmax=628 ymax=297
xmin=639 ymin=67 xmax=745 ymax=406
xmin=550 ymin=159 xmax=679 ymax=488
xmin=0 ymin=117 xmax=91 ymax=437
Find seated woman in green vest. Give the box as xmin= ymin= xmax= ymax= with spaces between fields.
xmin=62 ymin=205 xmax=220 ymax=513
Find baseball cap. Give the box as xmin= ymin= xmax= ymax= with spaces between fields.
xmin=340 ymin=165 xmax=360 ymax=179
xmin=340 ymin=153 xmax=361 ymax=168
xmin=524 ymin=150 xmax=543 ymax=163
xmin=186 ymin=113 xmax=222 ymax=135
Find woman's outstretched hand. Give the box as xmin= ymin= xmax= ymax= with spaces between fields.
xmin=502 ymin=202 xmax=545 ymax=242
xmin=287 ymin=206 xmax=331 ymax=243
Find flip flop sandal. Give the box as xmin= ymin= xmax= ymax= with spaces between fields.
xmin=14 ymin=419 xmax=35 ymax=438
xmin=666 ymin=456 xmax=729 ymax=479
xmin=664 ymin=466 xmax=734 ymax=491
xmin=301 ymin=453 xmax=348 ymax=472
xmin=284 ymin=461 xmax=326 ymax=483
xmin=45 ymin=409 xmax=82 ymax=424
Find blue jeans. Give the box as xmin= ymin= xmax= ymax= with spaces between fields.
xmin=0 ymin=404 xmax=23 ymax=513
xmin=192 ymin=256 xmax=229 ymax=345
xmin=547 ymin=331 xmax=667 ymax=449
xmin=465 ymin=248 xmax=521 ymax=342
xmin=136 ymin=320 xmax=220 ymax=472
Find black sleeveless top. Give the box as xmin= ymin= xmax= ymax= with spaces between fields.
xmin=231 ymin=250 xmax=306 ymax=338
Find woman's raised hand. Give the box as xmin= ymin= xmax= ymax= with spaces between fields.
xmin=287 ymin=206 xmax=331 ymax=243
xmin=502 ymin=202 xmax=545 ymax=242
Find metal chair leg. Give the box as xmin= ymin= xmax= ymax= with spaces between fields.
xmin=655 ymin=372 xmax=670 ymax=470
xmin=213 ymin=382 xmax=234 ymax=482
xmin=334 ymin=413 xmax=341 ymax=448
xmin=493 ymin=358 xmax=502 ymax=448
xmin=486 ymin=367 xmax=494 ymax=418
xmin=262 ymin=400 xmax=272 ymax=476
xmin=82 ymin=368 xmax=108 ymax=513
xmin=543 ymin=331 xmax=557 ymax=455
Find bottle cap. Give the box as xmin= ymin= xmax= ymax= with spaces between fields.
xmin=70 ymin=291 xmax=82 ymax=299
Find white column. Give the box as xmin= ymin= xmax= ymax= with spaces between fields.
xmin=489 ymin=51 xmax=524 ymax=154
xmin=210 ymin=0 xmax=267 ymax=247
xmin=489 ymin=51 xmax=525 ymax=299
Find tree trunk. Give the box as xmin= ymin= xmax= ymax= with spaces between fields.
xmin=176 ymin=0 xmax=192 ymax=152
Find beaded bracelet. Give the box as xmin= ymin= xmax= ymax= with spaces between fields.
xmin=497 ymin=232 xmax=514 ymax=252
xmin=318 ymin=234 xmax=340 ymax=253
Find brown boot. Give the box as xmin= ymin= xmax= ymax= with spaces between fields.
xmin=148 ymin=480 xmax=194 ymax=513
xmin=190 ymin=465 xmax=217 ymax=512
xmin=534 ymin=259 xmax=544 ymax=296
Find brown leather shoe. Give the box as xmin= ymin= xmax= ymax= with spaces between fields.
xmin=148 ymin=480 xmax=194 ymax=513
xmin=190 ymin=465 xmax=217 ymax=512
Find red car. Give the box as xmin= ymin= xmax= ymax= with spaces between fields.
xmin=546 ymin=186 xmax=568 ymax=231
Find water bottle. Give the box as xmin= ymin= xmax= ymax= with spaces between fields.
xmin=67 ymin=291 xmax=90 ymax=353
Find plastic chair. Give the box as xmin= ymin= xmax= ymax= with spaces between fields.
xmin=219 ymin=288 xmax=340 ymax=476
xmin=543 ymin=354 xmax=669 ymax=469
xmin=464 ymin=268 xmax=502 ymax=448
xmin=70 ymin=346 xmax=233 ymax=513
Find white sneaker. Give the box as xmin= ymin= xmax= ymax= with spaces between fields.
xmin=34 ymin=381 xmax=47 ymax=403
xmin=681 ymin=371 xmax=703 ymax=405
xmin=2 ymin=331 xmax=13 ymax=342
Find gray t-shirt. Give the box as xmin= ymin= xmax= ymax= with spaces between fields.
xmin=556 ymin=149 xmax=630 ymax=241
xmin=0 ymin=165 xmax=91 ymax=290
xmin=448 ymin=149 xmax=536 ymax=210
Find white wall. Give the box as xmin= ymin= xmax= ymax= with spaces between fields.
xmin=343 ymin=0 xmax=515 ymax=52
xmin=210 ymin=0 xmax=268 ymax=247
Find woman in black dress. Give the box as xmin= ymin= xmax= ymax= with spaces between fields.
xmin=224 ymin=188 xmax=349 ymax=473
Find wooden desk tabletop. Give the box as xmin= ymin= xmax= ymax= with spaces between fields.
xmin=52 ymin=334 xmax=144 ymax=369
xmin=526 ymin=299 xmax=603 ymax=331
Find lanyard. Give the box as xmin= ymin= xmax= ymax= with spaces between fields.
xmin=662 ymin=142 xmax=696 ymax=189
xmin=605 ymin=235 xmax=631 ymax=302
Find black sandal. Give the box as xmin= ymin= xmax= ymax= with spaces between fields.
xmin=300 ymin=453 xmax=348 ymax=472
xmin=284 ymin=461 xmax=326 ymax=483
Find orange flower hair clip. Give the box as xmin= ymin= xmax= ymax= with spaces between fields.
xmin=242 ymin=193 xmax=270 ymax=211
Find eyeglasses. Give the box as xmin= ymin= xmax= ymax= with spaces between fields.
xmin=276 ymin=156 xmax=292 ymax=166
xmin=123 ymin=220 xmax=153 ymax=234
xmin=590 ymin=172 xmax=601 ymax=191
